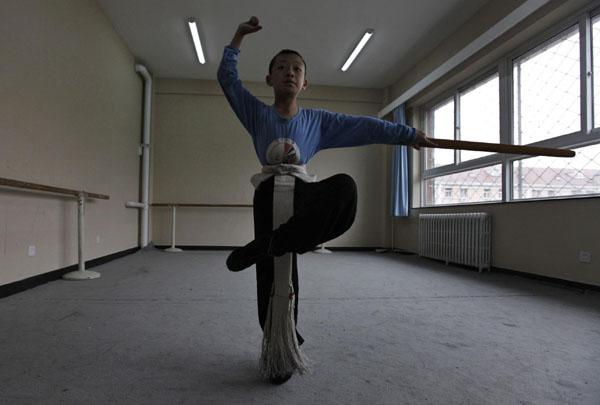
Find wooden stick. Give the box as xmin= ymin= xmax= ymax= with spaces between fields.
xmin=408 ymin=139 xmax=576 ymax=157
xmin=0 ymin=178 xmax=109 ymax=200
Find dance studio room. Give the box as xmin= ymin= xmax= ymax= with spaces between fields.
xmin=1 ymin=0 xmax=599 ymax=403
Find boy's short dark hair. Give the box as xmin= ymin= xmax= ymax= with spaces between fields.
xmin=268 ymin=49 xmax=307 ymax=75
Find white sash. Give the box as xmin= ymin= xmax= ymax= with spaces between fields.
xmin=257 ymin=165 xmax=313 ymax=378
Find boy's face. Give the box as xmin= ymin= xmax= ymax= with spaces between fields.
xmin=266 ymin=54 xmax=308 ymax=97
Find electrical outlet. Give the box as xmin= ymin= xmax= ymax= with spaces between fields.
xmin=579 ymin=251 xmax=592 ymax=263
xmin=28 ymin=245 xmax=36 ymax=257
xmin=96 ymin=235 xmax=101 ymax=244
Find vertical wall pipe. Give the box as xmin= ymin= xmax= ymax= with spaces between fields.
xmin=78 ymin=192 xmax=85 ymax=271
xmin=135 ymin=64 xmax=152 ymax=248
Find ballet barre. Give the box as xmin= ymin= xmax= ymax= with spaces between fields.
xmin=0 ymin=177 xmax=109 ymax=280
xmin=151 ymin=203 xmax=253 ymax=252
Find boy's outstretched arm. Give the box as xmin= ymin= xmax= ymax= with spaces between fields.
xmin=230 ymin=16 xmax=262 ymax=49
xmin=218 ymin=16 xmax=265 ymax=142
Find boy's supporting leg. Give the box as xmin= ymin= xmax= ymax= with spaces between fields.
xmin=253 ymin=177 xmax=302 ymax=343
xmin=253 ymin=173 xmax=357 ymax=339
xmin=239 ymin=173 xmax=357 ymax=382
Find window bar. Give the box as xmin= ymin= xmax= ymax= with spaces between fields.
xmin=580 ymin=13 xmax=593 ymax=133
xmin=454 ymin=92 xmax=460 ymax=165
xmin=421 ymin=113 xmax=427 ymax=205
xmin=515 ymin=58 xmax=524 ymax=199
xmin=499 ymin=58 xmax=512 ymax=202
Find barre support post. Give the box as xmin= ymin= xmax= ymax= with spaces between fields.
xmin=62 ymin=192 xmax=101 ymax=280
xmin=313 ymin=244 xmax=331 ymax=254
xmin=164 ymin=205 xmax=182 ymax=253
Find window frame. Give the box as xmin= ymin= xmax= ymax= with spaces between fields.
xmin=419 ymin=3 xmax=600 ymax=207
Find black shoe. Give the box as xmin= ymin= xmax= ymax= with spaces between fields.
xmin=226 ymin=235 xmax=270 ymax=272
xmin=269 ymin=373 xmax=293 ymax=385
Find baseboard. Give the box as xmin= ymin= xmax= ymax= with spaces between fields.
xmin=153 ymin=245 xmax=236 ymax=251
xmin=153 ymin=245 xmax=383 ymax=252
xmin=419 ymin=256 xmax=599 ymax=292
xmin=328 ymin=247 xmax=390 ymax=252
xmin=491 ymin=267 xmax=600 ymax=292
xmin=0 ymin=247 xmax=139 ymax=299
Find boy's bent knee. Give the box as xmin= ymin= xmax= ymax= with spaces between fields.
xmin=330 ymin=174 xmax=357 ymax=221
xmin=330 ymin=173 xmax=357 ymax=196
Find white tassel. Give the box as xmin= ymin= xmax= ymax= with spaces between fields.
xmin=259 ymin=284 xmax=309 ymax=379
xmin=259 ymin=174 xmax=310 ymax=379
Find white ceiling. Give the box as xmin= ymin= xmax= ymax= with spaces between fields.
xmin=95 ymin=0 xmax=491 ymax=89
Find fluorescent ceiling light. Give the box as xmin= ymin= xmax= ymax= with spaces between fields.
xmin=188 ymin=18 xmax=205 ymax=64
xmin=341 ymin=29 xmax=374 ymax=72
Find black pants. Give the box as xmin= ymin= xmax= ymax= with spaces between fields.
xmin=253 ymin=173 xmax=358 ymax=343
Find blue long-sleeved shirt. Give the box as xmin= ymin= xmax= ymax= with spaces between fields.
xmin=217 ymin=46 xmax=416 ymax=166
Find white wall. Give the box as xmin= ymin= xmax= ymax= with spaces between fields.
xmin=0 ymin=0 xmax=142 ymax=285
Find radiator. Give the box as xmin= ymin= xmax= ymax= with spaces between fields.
xmin=419 ymin=213 xmax=491 ymax=272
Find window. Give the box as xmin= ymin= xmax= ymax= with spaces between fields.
xmin=421 ymin=7 xmax=600 ymax=206
xmin=425 ymin=165 xmax=502 ymax=205
xmin=423 ymin=73 xmax=500 ymax=205
xmin=512 ymin=143 xmax=600 ymax=199
xmin=513 ymin=27 xmax=580 ymax=145
xmin=460 ymin=75 xmax=499 ymax=161
xmin=511 ymin=24 xmax=600 ymax=201
xmin=425 ymin=74 xmax=500 ymax=169
xmin=425 ymin=98 xmax=455 ymax=169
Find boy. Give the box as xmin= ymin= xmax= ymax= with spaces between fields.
xmin=217 ymin=16 xmax=434 ymax=383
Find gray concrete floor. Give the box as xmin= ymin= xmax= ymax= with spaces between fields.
xmin=1 ymin=249 xmax=599 ymax=405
